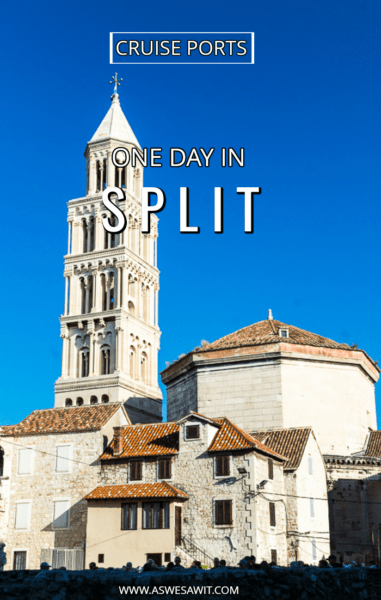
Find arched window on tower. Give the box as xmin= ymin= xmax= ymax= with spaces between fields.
xmin=80 ymin=278 xmax=86 ymax=315
xmin=128 ymin=301 xmax=135 ymax=316
xmin=109 ymin=274 xmax=115 ymax=310
xmin=76 ymin=397 xmax=84 ymax=406
xmin=89 ymin=217 xmax=95 ymax=251
xmin=129 ymin=346 xmax=136 ymax=379
xmin=90 ymin=396 xmax=98 ymax=405
xmin=101 ymin=275 xmax=107 ymax=311
xmin=80 ymin=348 xmax=89 ymax=377
xmin=0 ymin=446 xmax=4 ymax=477
xmin=140 ymin=352 xmax=147 ymax=384
xmin=101 ymin=346 xmax=111 ymax=375
xmin=101 ymin=394 xmax=109 ymax=404
xmin=65 ymin=398 xmax=73 ymax=407
xmin=82 ymin=220 xmax=88 ymax=254
xmin=88 ymin=275 xmax=93 ymax=313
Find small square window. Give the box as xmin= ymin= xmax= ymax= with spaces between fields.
xmin=186 ymin=425 xmax=200 ymax=440
xmin=279 ymin=329 xmax=289 ymax=339
xmin=215 ymin=455 xmax=230 ymax=477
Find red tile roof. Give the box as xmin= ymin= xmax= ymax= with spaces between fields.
xmin=197 ymin=320 xmax=352 ymax=353
xmin=0 ymin=404 xmax=124 ymax=436
xmin=101 ymin=422 xmax=179 ymax=459
xmin=208 ymin=418 xmax=288 ymax=461
xmin=85 ymin=482 xmax=188 ymax=500
xmin=364 ymin=431 xmax=381 ymax=457
xmin=252 ymin=427 xmax=312 ymax=470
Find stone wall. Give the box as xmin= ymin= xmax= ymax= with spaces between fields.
xmin=325 ymin=455 xmax=381 ymax=565
xmin=1 ymin=408 xmax=125 ymax=570
xmin=0 ymin=566 xmax=374 ymax=600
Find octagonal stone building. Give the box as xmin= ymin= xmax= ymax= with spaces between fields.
xmin=161 ymin=313 xmax=379 ymax=455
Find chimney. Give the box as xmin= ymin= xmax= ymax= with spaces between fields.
xmin=268 ymin=309 xmax=273 ymax=321
xmin=113 ymin=427 xmax=124 ymax=456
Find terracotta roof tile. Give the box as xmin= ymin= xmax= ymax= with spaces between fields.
xmin=0 ymin=404 xmax=123 ymax=436
xmin=85 ymin=482 xmax=188 ymax=500
xmin=198 ymin=320 xmax=352 ymax=353
xmin=208 ymin=418 xmax=288 ymax=461
xmin=364 ymin=431 xmax=381 ymax=457
xmin=252 ymin=427 xmax=311 ymax=470
xmin=101 ymin=422 xmax=179 ymax=459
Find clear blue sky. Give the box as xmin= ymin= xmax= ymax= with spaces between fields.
xmin=1 ymin=0 xmax=380 ymax=426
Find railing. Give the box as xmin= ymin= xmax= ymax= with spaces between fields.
xmin=180 ymin=536 xmax=215 ymax=568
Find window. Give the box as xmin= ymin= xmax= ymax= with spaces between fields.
xmin=186 ymin=425 xmax=200 ymax=440
xmin=158 ymin=459 xmax=171 ymax=480
xmin=129 ymin=347 xmax=136 ymax=378
xmin=279 ymin=328 xmax=289 ymax=338
xmin=55 ymin=446 xmax=71 ymax=473
xmin=90 ymin=396 xmax=98 ymax=405
xmin=130 ymin=461 xmax=143 ymax=481
xmin=18 ymin=448 xmax=33 ymax=475
xmin=142 ymin=502 xmax=169 ymax=529
xmin=0 ymin=446 xmax=4 ymax=477
xmin=215 ymin=455 xmax=230 ymax=477
xmin=101 ymin=394 xmax=109 ymax=404
xmin=98 ymin=554 xmax=104 ymax=564
xmin=121 ymin=503 xmax=137 ymax=530
xmin=13 ymin=551 xmax=27 ymax=570
xmin=215 ymin=500 xmax=232 ymax=526
xmin=164 ymin=553 xmax=171 ymax=563
xmin=15 ymin=502 xmax=31 ymax=530
xmin=76 ymin=397 xmax=84 ymax=406
xmin=53 ymin=500 xmax=70 ymax=529
xmin=147 ymin=553 xmax=162 ymax=567
xmin=271 ymin=549 xmax=277 ymax=564
xmin=310 ymin=497 xmax=315 ymax=518
xmin=140 ymin=353 xmax=147 ymax=383
xmin=269 ymin=502 xmax=276 ymax=527
xmin=308 ymin=456 xmax=313 ymax=475
xmin=81 ymin=349 xmax=89 ymax=377
xmin=65 ymin=398 xmax=72 ymax=407
xmin=41 ymin=549 xmax=84 ymax=570
xmin=268 ymin=459 xmax=274 ymax=480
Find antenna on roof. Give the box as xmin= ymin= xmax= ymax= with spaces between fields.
xmin=268 ymin=309 xmax=273 ymax=321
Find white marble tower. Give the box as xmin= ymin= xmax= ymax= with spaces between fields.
xmin=54 ymin=86 xmax=162 ymax=423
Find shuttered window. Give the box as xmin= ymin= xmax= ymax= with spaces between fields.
xmin=268 ymin=459 xmax=274 ymax=480
xmin=18 ymin=448 xmax=33 ymax=475
xmin=215 ymin=455 xmax=230 ymax=477
xmin=158 ymin=459 xmax=171 ymax=480
xmin=121 ymin=503 xmax=137 ymax=530
xmin=55 ymin=446 xmax=71 ymax=473
xmin=271 ymin=549 xmax=277 ymax=564
xmin=269 ymin=502 xmax=276 ymax=527
xmin=130 ymin=461 xmax=143 ymax=481
xmin=142 ymin=502 xmax=169 ymax=529
xmin=15 ymin=502 xmax=30 ymax=530
xmin=186 ymin=425 xmax=200 ymax=440
xmin=215 ymin=500 xmax=233 ymax=525
xmin=53 ymin=500 xmax=70 ymax=529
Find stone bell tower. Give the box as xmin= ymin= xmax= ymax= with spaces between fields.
xmin=54 ymin=79 xmax=162 ymax=423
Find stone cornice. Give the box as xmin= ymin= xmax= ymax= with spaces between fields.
xmin=63 ymin=248 xmax=160 ymax=278
xmin=161 ymin=345 xmax=378 ymax=385
xmin=324 ymin=455 xmax=381 ymax=466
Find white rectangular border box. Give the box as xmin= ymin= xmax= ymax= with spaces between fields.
xmin=110 ymin=32 xmax=254 ymax=65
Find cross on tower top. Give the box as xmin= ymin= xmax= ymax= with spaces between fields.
xmin=110 ymin=72 xmax=123 ymax=93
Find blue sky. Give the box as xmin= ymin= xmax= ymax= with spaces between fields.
xmin=1 ymin=0 xmax=380 ymax=426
